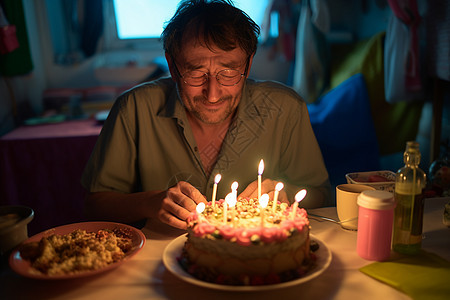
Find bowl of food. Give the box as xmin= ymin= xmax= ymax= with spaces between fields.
xmin=0 ymin=205 xmax=34 ymax=255
xmin=345 ymin=170 xmax=396 ymax=193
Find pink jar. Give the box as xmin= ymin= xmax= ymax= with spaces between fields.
xmin=357 ymin=190 xmax=396 ymax=261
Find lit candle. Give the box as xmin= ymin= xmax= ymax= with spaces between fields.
xmin=224 ymin=193 xmax=233 ymax=224
xmin=272 ymin=182 xmax=284 ymax=213
xmin=231 ymin=181 xmax=238 ymax=201
xmin=259 ymin=193 xmax=269 ymax=226
xmin=258 ymin=159 xmax=264 ymax=200
xmin=226 ymin=191 xmax=237 ymax=226
xmin=291 ymin=189 xmax=307 ymax=219
xmin=211 ymin=174 xmax=221 ymax=209
xmin=196 ymin=202 xmax=206 ymax=223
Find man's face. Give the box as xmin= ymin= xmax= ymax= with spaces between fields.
xmin=167 ymin=39 xmax=252 ymax=125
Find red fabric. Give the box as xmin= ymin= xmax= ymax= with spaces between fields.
xmin=0 ymin=25 xmax=19 ymax=54
xmin=0 ymin=120 xmax=102 ymax=235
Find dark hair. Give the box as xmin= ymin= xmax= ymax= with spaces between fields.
xmin=161 ymin=0 xmax=260 ymax=59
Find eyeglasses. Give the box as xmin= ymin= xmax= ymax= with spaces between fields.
xmin=172 ymin=58 xmax=249 ymax=87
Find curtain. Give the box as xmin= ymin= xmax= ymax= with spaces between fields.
xmin=81 ymin=0 xmax=103 ymax=58
xmin=52 ymin=0 xmax=103 ymax=65
xmin=426 ymin=0 xmax=450 ymax=81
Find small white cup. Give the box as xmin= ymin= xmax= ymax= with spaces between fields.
xmin=336 ymin=184 xmax=376 ymax=230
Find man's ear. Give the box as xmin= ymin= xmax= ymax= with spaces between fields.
xmin=245 ymin=54 xmax=254 ymax=78
xmin=165 ymin=52 xmax=177 ymax=82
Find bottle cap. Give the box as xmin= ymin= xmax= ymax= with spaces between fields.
xmin=357 ymin=190 xmax=396 ymax=210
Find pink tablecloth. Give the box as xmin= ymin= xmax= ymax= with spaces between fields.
xmin=0 ymin=119 xmax=102 ymax=235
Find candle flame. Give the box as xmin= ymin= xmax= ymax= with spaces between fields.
xmin=225 ymin=193 xmax=236 ymax=207
xmin=214 ymin=174 xmax=222 ymax=184
xmin=275 ymin=182 xmax=284 ymax=192
xmin=196 ymin=202 xmax=206 ymax=214
xmin=258 ymin=159 xmax=264 ymax=175
xmin=260 ymin=193 xmax=269 ymax=208
xmin=295 ymin=189 xmax=307 ymax=203
xmin=231 ymin=181 xmax=238 ymax=191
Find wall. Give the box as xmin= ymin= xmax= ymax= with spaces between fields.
xmin=0 ymin=0 xmax=412 ymax=137
xmin=0 ymin=0 xmax=292 ymax=136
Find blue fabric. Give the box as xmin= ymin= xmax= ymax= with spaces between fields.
xmin=307 ymin=73 xmax=380 ymax=188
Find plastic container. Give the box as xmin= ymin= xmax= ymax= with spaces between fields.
xmin=357 ymin=190 xmax=396 ymax=261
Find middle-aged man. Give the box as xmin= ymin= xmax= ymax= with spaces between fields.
xmin=81 ymin=0 xmax=330 ymax=230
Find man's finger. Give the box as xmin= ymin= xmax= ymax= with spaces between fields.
xmin=178 ymin=181 xmax=206 ymax=204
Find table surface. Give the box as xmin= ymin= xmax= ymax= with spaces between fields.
xmin=0 ymin=197 xmax=448 ymax=300
xmin=0 ymin=119 xmax=102 ymax=140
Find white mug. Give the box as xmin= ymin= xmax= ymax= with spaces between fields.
xmin=336 ymin=184 xmax=376 ymax=230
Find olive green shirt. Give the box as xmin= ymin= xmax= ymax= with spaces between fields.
xmin=81 ymin=78 xmax=330 ymax=204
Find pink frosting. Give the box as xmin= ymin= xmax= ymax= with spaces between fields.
xmin=260 ymin=227 xmax=279 ymax=243
xmin=193 ymin=221 xmax=215 ymax=237
xmin=235 ymin=228 xmax=261 ymax=246
xmin=187 ymin=201 xmax=309 ymax=243
xmin=219 ymin=224 xmax=236 ymax=239
xmin=280 ymin=212 xmax=308 ymax=232
xmin=280 ymin=219 xmax=295 ymax=231
xmin=186 ymin=213 xmax=198 ymax=224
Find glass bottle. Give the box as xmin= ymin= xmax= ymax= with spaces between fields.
xmin=392 ymin=141 xmax=427 ymax=254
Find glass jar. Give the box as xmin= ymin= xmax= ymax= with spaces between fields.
xmin=392 ymin=141 xmax=427 ymax=254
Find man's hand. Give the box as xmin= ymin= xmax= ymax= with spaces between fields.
xmin=158 ymin=181 xmax=207 ymax=229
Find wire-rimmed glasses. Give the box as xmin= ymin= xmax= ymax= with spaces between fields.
xmin=172 ymin=57 xmax=249 ymax=87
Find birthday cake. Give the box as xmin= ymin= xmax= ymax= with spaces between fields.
xmin=179 ymin=196 xmax=315 ymax=286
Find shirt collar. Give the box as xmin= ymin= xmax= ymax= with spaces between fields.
xmin=156 ymin=80 xmax=186 ymax=121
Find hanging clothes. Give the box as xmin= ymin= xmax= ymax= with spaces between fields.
xmin=261 ymin=0 xmax=300 ymax=62
xmin=292 ymin=0 xmax=330 ymax=103
xmin=0 ymin=0 xmax=33 ymax=76
xmin=0 ymin=4 xmax=19 ymax=55
xmin=384 ymin=0 xmax=423 ymax=103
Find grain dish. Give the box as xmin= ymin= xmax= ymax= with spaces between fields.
xmin=9 ymin=222 xmax=145 ymax=279
xmin=19 ymin=228 xmax=133 ymax=276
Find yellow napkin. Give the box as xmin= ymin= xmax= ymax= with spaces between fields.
xmin=360 ymin=251 xmax=450 ymax=300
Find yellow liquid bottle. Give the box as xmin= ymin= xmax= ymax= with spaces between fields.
xmin=392 ymin=141 xmax=427 ymax=254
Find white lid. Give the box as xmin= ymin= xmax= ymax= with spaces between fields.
xmin=357 ymin=190 xmax=395 ymax=210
